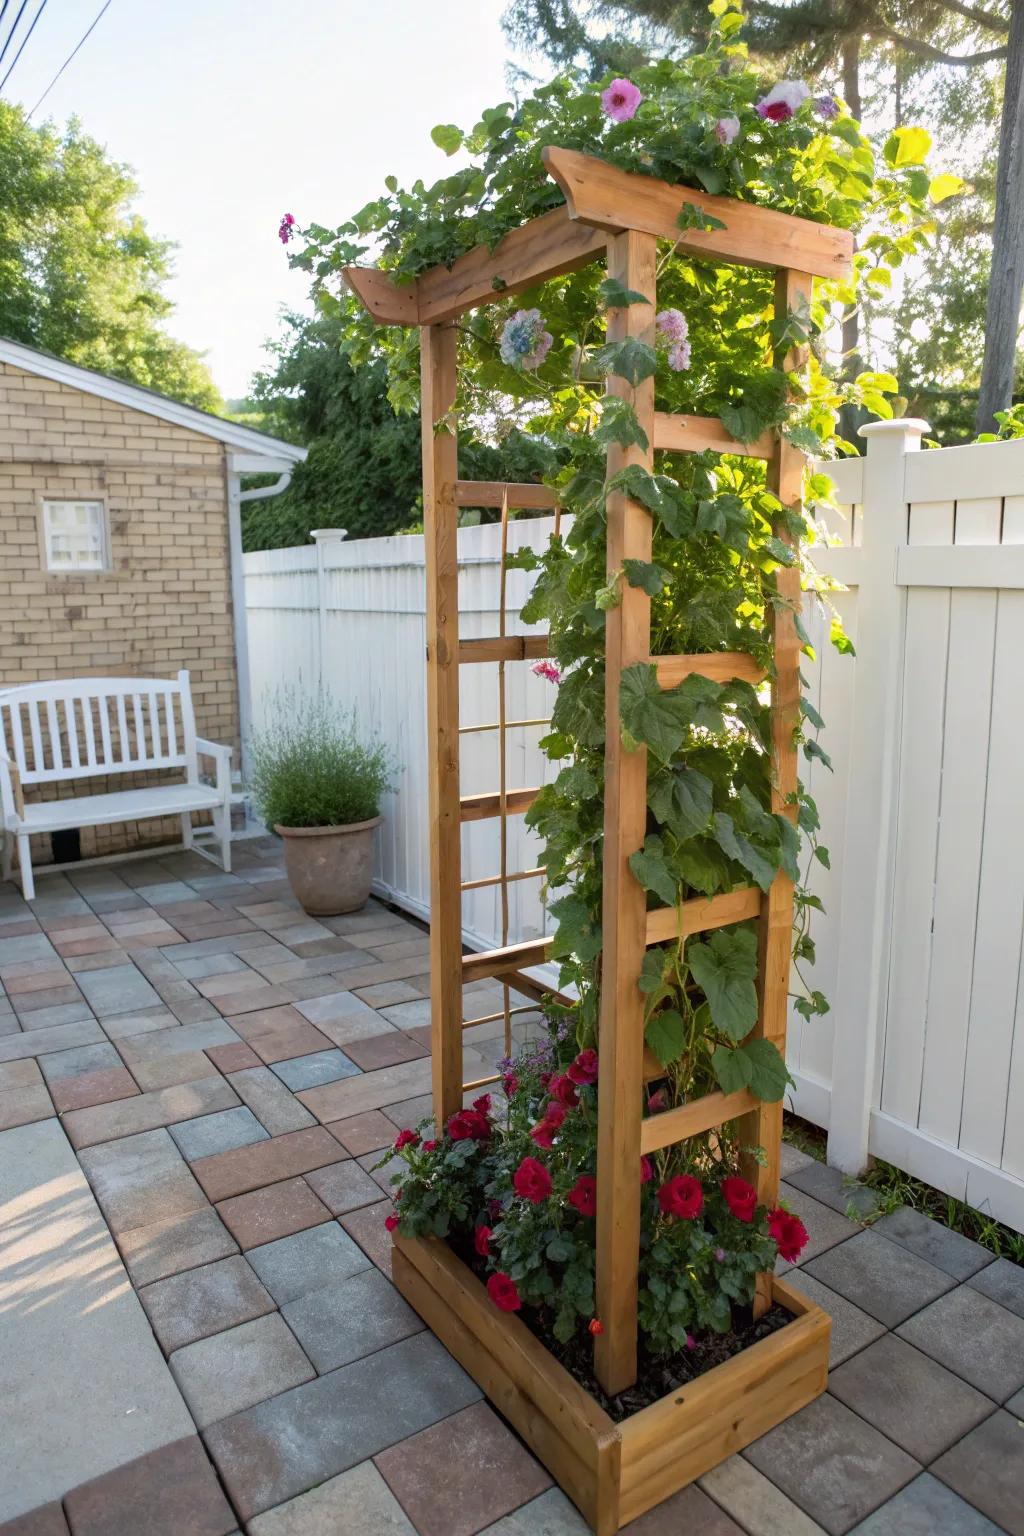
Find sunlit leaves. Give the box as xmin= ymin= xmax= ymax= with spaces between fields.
xmin=593 ymin=336 xmax=658 ymax=385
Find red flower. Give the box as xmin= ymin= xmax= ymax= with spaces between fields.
xmin=448 ymin=1108 xmax=490 ymax=1141
xmin=657 ymin=1174 xmax=704 ymax=1220
xmin=502 ymin=1072 xmax=519 ymax=1096
xmin=472 ymin=1093 xmax=492 ymax=1115
xmin=769 ymin=1207 xmax=809 ymax=1263
xmin=568 ymin=1174 xmax=597 ymax=1217
xmin=548 ymin=1073 xmax=579 ymax=1108
xmin=640 ymin=1155 xmax=653 ymax=1184
xmin=588 ymin=1317 xmax=604 ymax=1335
xmin=393 ymin=1128 xmax=419 ymax=1151
xmin=530 ymin=1120 xmax=557 ymax=1148
xmin=567 ymin=1048 xmax=599 ymax=1086
xmin=474 ymin=1224 xmax=493 ymax=1257
xmin=647 ymin=1089 xmax=667 ymax=1113
xmin=513 ymin=1156 xmax=553 ymax=1204
xmin=384 ymin=1212 xmax=399 ymax=1232
xmin=721 ymin=1175 xmax=758 ymax=1224
xmin=759 ymin=100 xmax=793 ymax=123
xmin=422 ymin=1139 xmax=438 ymax=1153
xmin=487 ymin=1271 xmax=521 ymax=1312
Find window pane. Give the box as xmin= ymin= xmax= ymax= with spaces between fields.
xmin=43 ymin=501 xmax=106 ymax=572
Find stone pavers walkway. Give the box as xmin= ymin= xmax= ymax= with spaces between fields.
xmin=0 ymin=838 xmax=1022 ymax=1535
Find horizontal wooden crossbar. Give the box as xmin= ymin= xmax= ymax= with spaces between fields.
xmin=462 ymin=937 xmax=553 ymax=983
xmin=458 ymin=635 xmax=550 ymax=664
xmin=340 ymin=266 xmax=418 ymax=326
xmin=459 ymin=787 xmax=540 ymax=822
xmin=653 ymin=412 xmax=774 ymax=459
xmin=653 ymin=653 xmax=767 ymax=689
xmin=454 ymin=480 xmax=559 ymax=510
xmin=460 ymin=866 xmax=545 ymax=892
xmin=543 ymin=147 xmax=854 ymax=281
xmin=640 ymin=1087 xmax=760 ymax=1155
xmin=645 ymin=886 xmax=762 ymax=947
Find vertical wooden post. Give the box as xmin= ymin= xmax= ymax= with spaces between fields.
xmin=739 ymin=268 xmax=809 ymax=1315
xmin=594 ymin=228 xmax=657 ymax=1396
xmin=422 ymin=323 xmax=464 ymax=1128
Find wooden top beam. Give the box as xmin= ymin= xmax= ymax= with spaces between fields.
xmin=653 ymin=412 xmax=773 ymax=459
xmin=454 ymin=480 xmax=559 ymax=510
xmin=543 ymin=147 xmax=854 ymax=282
xmin=342 ymin=266 xmax=419 ymax=326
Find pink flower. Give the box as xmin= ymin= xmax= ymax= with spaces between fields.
xmin=715 ymin=115 xmax=740 ymax=146
xmin=567 ymin=1049 xmax=599 ymax=1086
xmin=393 ymin=1129 xmax=419 ymax=1151
xmin=278 ymin=212 xmax=295 ymax=244
xmin=532 ymin=659 xmax=563 ymax=685
xmin=601 ymin=77 xmax=643 ymax=124
xmin=685 ymin=1332 xmax=696 ymax=1350
xmin=656 ymin=309 xmax=688 ymax=345
xmin=647 ymin=1089 xmax=667 ymax=1113
xmin=755 ymin=80 xmax=810 ymax=124
xmin=715 ymin=1246 xmax=727 ymax=1262
xmin=568 ymin=1174 xmax=597 ymax=1217
xmin=668 ymin=341 xmax=691 ymax=372
xmin=640 ymin=1155 xmax=653 ymax=1184
xmin=502 ymin=1072 xmax=519 ymax=1097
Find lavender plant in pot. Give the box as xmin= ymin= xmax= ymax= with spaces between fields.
xmin=250 ymin=693 xmax=395 ymax=915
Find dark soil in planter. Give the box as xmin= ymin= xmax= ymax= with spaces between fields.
xmin=450 ymin=1233 xmax=791 ymax=1423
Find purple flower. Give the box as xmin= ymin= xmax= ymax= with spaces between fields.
xmin=715 ymin=1247 xmax=727 ymax=1262
xmin=656 ymin=309 xmax=689 ymax=344
xmin=814 ymin=94 xmax=839 ymax=121
xmin=500 ymin=309 xmax=553 ymax=371
xmin=667 ymin=340 xmax=691 ymax=373
xmin=715 ymin=115 xmax=740 ymax=146
xmin=278 ymin=212 xmax=296 ymax=245
xmin=601 ymin=78 xmax=642 ymax=124
xmin=755 ymin=80 xmax=810 ymax=124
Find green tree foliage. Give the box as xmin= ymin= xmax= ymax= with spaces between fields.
xmin=0 ymin=102 xmax=220 ymax=411
xmin=241 ymin=311 xmax=560 ymax=550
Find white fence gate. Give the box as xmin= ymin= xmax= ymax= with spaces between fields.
xmin=244 ymin=421 xmax=1024 ymax=1233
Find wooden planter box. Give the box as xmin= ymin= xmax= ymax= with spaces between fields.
xmin=393 ymin=1232 xmax=830 ymax=1535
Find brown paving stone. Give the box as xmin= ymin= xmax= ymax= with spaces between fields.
xmin=622 ymin=1484 xmax=746 ymax=1533
xmin=0 ymin=1058 xmax=43 ymax=1091
xmin=217 ymin=1176 xmax=331 ymax=1249
xmin=375 ymin=1401 xmax=551 ymax=1536
xmin=4 ymin=967 xmax=72 ymax=994
xmin=117 ymin=1206 xmax=239 ymax=1287
xmin=54 ymin=936 xmax=124 ymax=958
xmin=63 ymin=1434 xmax=236 ymax=1536
xmin=354 ymin=980 xmax=424 ymax=1007
xmin=327 ymin=1109 xmax=403 ymax=1156
xmin=298 ymin=1057 xmax=433 ymax=1122
xmin=248 ymin=1022 xmax=337 ymax=1066
xmin=14 ymin=984 xmax=82 ymax=1014
xmin=0 ymin=1502 xmax=70 ymax=1535
xmin=0 ymin=1081 xmax=54 ymax=1129
xmin=192 ymin=1126 xmax=346 ymax=1202
xmin=206 ymin=1041 xmax=261 ymax=1073
xmin=49 ymin=1065 xmax=139 ymax=1113
xmin=214 ymin=985 xmax=292 ymax=1016
xmin=129 ymin=1050 xmax=219 ymax=1094
xmin=228 ymin=1004 xmax=309 ymax=1040
xmin=62 ymin=1075 xmax=239 ymax=1149
xmin=340 ymin=1200 xmax=395 ymax=1279
xmin=341 ymin=1031 xmax=430 ymax=1073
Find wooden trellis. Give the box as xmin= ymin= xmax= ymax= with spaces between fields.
xmin=346 ymin=147 xmax=850 ymax=1534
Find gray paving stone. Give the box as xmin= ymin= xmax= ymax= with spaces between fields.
xmin=170 ymin=1313 xmax=314 ymax=1427
xmin=246 ymin=1221 xmax=371 ymax=1304
xmin=478 ymin=1488 xmax=590 ymax=1535
xmin=871 ymin=1207 xmax=995 ymax=1281
xmin=774 ymin=1187 xmax=861 ymax=1271
xmin=780 ymin=1271 xmax=886 ymax=1368
xmin=169 ymin=1107 xmax=269 ymax=1162
xmin=246 ymin=1460 xmax=418 ymax=1536
xmin=99 ymin=1006 xmax=179 ymax=1039
xmin=205 ymin=1331 xmax=482 ymax=1520
xmin=62 ymin=1074 xmax=240 ymax=1149
xmin=118 ymin=1205 xmax=239 ymax=1287
xmin=783 ymin=1161 xmax=879 ymax=1220
xmin=117 ymin=1019 xmax=239 ymax=1062
xmin=37 ymin=1042 xmax=121 ymax=1082
xmin=968 ymin=1255 xmax=1024 ymax=1319
xmin=744 ymin=1394 xmax=919 ymax=1536
xmin=0 ymin=1018 xmax=104 ymax=1061
xmin=304 ymin=1159 xmax=382 ymax=1215
xmin=76 ymin=964 xmax=162 ymax=1015
xmin=932 ymin=1410 xmax=1024 ymax=1536
xmin=9 ymin=1001 xmax=94 ymax=1030
xmin=897 ymin=1284 xmax=1024 ymax=1401
xmin=847 ymin=1472 xmax=1006 ymax=1536
xmin=0 ymin=933 xmax=57 ymax=967
xmin=779 ymin=1141 xmax=816 ymax=1179
xmin=139 ymin=1254 xmax=275 ymax=1352
xmin=282 ymin=1267 xmax=422 ymax=1371
xmin=78 ymin=1127 xmax=206 ymax=1235
xmin=271 ymin=1049 xmax=360 ymax=1092
xmin=226 ymin=1065 xmax=317 ymax=1135
xmin=803 ymin=1229 xmax=957 ymax=1327
xmin=698 ymin=1456 xmax=827 ymax=1536
xmin=828 ymin=1334 xmax=995 ymax=1462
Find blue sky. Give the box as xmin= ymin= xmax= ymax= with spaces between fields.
xmin=4 ymin=0 xmax=531 ymax=396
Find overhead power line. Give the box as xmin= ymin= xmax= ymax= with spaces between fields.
xmin=0 ymin=0 xmax=32 ymax=75
xmin=27 ymin=0 xmax=112 ymax=118
xmin=0 ymin=0 xmax=47 ymax=94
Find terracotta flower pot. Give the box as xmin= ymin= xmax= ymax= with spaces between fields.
xmin=275 ymin=815 xmax=383 ymax=916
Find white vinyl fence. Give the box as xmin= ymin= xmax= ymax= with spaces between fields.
xmin=244 ymin=421 xmax=1024 ymax=1233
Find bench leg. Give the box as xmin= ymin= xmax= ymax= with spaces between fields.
xmin=2 ymin=832 xmax=12 ymax=886
xmin=17 ymin=834 xmax=34 ymax=901
xmin=180 ymin=812 xmax=194 ymax=851
xmin=216 ymin=801 xmax=232 ymax=875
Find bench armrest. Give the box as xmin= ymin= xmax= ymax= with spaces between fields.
xmin=0 ymin=754 xmax=24 ymax=822
xmin=195 ymin=738 xmax=233 ymax=796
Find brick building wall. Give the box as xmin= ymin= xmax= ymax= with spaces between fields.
xmin=0 ymin=360 xmax=241 ymax=861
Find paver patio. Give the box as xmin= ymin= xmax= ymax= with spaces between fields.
xmin=0 ymin=837 xmax=1021 ymax=1535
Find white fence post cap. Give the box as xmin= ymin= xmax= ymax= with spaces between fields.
xmin=858 ymin=418 xmax=930 ymax=440
xmin=310 ymin=528 xmax=348 ymax=542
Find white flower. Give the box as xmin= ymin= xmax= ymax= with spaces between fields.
xmin=715 ymin=115 xmax=740 ymax=146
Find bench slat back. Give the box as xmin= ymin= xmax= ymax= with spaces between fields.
xmin=0 ymin=671 xmax=198 ymax=785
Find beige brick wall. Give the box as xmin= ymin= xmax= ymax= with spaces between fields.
xmin=0 ymin=361 xmax=241 ymax=862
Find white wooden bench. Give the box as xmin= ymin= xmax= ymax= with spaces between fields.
xmin=0 ymin=671 xmax=233 ymax=901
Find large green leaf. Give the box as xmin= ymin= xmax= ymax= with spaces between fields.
xmin=623 ymin=558 xmax=671 ymax=596
xmin=645 ymin=1009 xmax=686 ymax=1067
xmin=676 ymin=837 xmax=731 ymax=896
xmin=739 ymin=1038 xmax=791 ymax=1101
xmin=687 ymin=927 xmax=759 ymax=1040
xmin=713 ymin=813 xmax=777 ymax=892
xmin=629 ymin=835 xmax=678 ymax=906
xmin=619 ymin=664 xmax=688 ymax=762
xmin=593 ymin=398 xmax=649 ymax=453
xmin=598 ymin=277 xmax=651 ymax=308
xmin=548 ymin=892 xmax=602 ymax=962
xmin=712 ymin=1042 xmax=753 ymax=1094
xmin=593 ymin=336 xmax=658 ymax=385
xmin=648 ymin=766 xmax=714 ymax=841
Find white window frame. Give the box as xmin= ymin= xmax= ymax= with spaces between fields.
xmin=40 ymin=499 xmax=111 ymax=574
